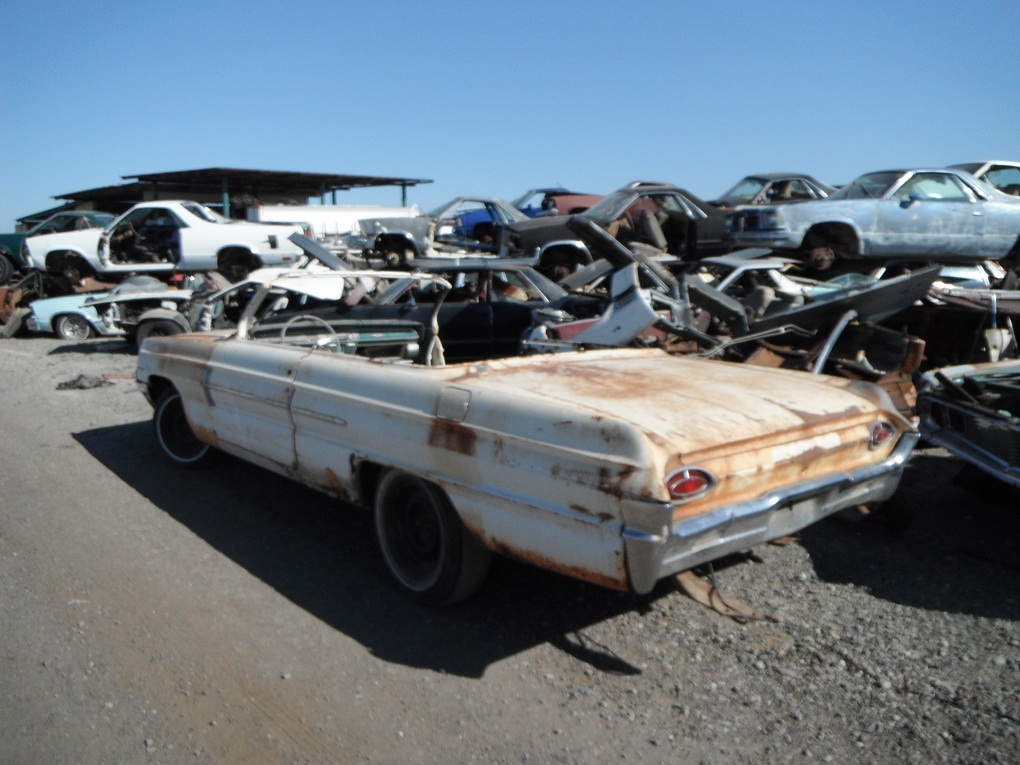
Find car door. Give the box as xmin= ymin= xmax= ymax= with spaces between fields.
xmin=874 ymin=172 xmax=985 ymax=259
xmin=201 ymin=340 xmax=302 ymax=470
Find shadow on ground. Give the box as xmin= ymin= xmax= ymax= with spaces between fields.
xmin=74 ymin=421 xmax=660 ymax=678
xmin=798 ymin=448 xmax=1020 ymax=622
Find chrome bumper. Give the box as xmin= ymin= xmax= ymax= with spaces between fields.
xmin=622 ymin=432 xmax=919 ymax=594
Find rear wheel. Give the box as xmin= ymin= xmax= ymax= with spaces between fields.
xmin=53 ymin=314 xmax=93 ymax=340
xmin=153 ymin=388 xmax=217 ymax=467
xmin=374 ymin=471 xmax=491 ymax=604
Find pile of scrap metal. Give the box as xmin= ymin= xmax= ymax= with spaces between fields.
xmin=525 ymin=217 xmax=934 ymax=416
xmin=917 ymin=360 xmax=1020 ymax=488
xmin=894 ymin=262 xmax=1020 ymax=369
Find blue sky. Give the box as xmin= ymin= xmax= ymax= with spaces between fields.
xmin=2 ymin=0 xmax=1017 ymax=228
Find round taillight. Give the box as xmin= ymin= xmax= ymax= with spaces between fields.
xmin=665 ymin=467 xmax=716 ymax=501
xmin=870 ymin=421 xmax=896 ymax=449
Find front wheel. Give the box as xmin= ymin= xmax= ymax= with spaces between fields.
xmin=135 ymin=319 xmax=184 ymax=347
xmin=374 ymin=471 xmax=491 ymax=604
xmin=153 ymin=388 xmax=217 ymax=468
xmin=53 ymin=313 xmax=93 ymax=340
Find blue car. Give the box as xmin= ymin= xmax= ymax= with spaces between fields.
xmin=25 ymin=275 xmax=171 ymax=340
xmin=727 ymin=168 xmax=1020 ymax=264
xmin=25 ymin=291 xmax=119 ymax=340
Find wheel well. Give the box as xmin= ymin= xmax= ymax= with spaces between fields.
xmin=145 ymin=375 xmax=176 ymax=408
xmin=802 ymin=223 xmax=860 ymax=257
xmin=355 ymin=460 xmax=386 ymax=508
xmin=217 ymin=247 xmax=260 ymax=267
xmin=1007 ymin=234 xmax=1020 ymax=262
xmin=374 ymin=233 xmax=419 ymax=258
xmin=45 ymin=250 xmax=96 ymax=278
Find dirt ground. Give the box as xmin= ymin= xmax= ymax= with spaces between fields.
xmin=1 ymin=335 xmax=1018 ymax=765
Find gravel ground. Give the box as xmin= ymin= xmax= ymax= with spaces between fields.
xmin=1 ymin=334 xmax=1018 ymax=765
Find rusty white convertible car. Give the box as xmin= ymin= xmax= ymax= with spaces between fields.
xmin=136 ymin=271 xmax=918 ymax=604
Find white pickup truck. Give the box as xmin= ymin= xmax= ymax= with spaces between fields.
xmin=22 ymin=200 xmax=309 ymax=283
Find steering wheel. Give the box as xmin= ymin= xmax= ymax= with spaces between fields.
xmin=279 ymin=314 xmax=338 ymax=346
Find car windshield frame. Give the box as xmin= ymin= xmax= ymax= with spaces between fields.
xmin=718 ymin=178 xmax=767 ymax=205
xmin=829 ymin=172 xmax=905 ymax=200
xmin=581 ymin=190 xmax=637 ymax=223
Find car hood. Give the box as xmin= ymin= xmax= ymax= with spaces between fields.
xmin=506 ymin=215 xmax=574 ymax=236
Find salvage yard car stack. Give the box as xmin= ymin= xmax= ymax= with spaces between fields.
xmin=6 ymin=161 xmax=1020 ymax=610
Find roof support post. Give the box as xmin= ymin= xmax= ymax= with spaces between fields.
xmin=221 ymin=178 xmax=230 ymax=217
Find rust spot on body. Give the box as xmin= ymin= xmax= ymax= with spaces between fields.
xmin=428 ymin=418 xmax=477 ymax=456
xmin=190 ymin=423 xmax=217 ymax=448
xmin=323 ymin=467 xmax=351 ymax=500
xmin=487 ymin=539 xmax=628 ymax=591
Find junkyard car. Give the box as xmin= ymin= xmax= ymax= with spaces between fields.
xmin=137 ymin=269 xmax=917 ymax=604
xmin=277 ymin=259 xmax=602 ymax=362
xmin=22 ymin=200 xmax=308 ymax=283
xmin=727 ymin=168 xmax=1020 ymax=264
xmin=25 ymin=274 xmax=172 ymax=339
xmin=353 ymin=196 xmax=529 ymax=263
xmin=0 ymin=211 xmax=115 ymax=284
xmin=512 ymin=187 xmax=605 ymax=217
xmin=948 ymin=161 xmax=1020 ymax=196
xmin=713 ymin=173 xmax=836 ymax=208
xmin=917 ymin=360 xmax=1020 ymax=486
xmin=499 ymin=182 xmax=735 ymax=277
xmin=25 ymin=292 xmax=117 ymax=340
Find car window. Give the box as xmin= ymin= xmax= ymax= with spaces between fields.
xmin=983 ymin=165 xmax=1020 ymax=191
xmin=767 ymin=179 xmax=814 ymax=202
xmin=836 ymin=172 xmax=902 ymax=199
xmin=720 ymin=178 xmax=766 ymax=204
xmin=141 ymin=208 xmax=181 ymax=227
xmin=181 ymin=203 xmax=222 ymax=223
xmin=490 ymin=271 xmax=537 ymax=302
xmin=890 ymin=173 xmax=975 ymax=202
xmin=32 ymin=216 xmax=73 ymax=235
xmin=583 ymin=190 xmax=634 ymax=222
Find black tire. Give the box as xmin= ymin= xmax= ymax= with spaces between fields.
xmin=538 ymin=246 xmax=590 ymax=282
xmin=373 ymin=235 xmax=415 ymax=267
xmin=136 ymin=319 xmax=184 ymax=347
xmin=153 ymin=388 xmax=217 ymax=468
xmin=0 ymin=251 xmax=14 ymax=285
xmin=374 ymin=471 xmax=491 ymax=604
xmin=53 ymin=313 xmax=93 ymax=341
xmin=218 ymin=251 xmax=257 ymax=282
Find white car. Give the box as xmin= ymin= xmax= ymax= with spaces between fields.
xmin=137 ymin=270 xmax=918 ymax=604
xmin=22 ymin=200 xmax=309 ymax=283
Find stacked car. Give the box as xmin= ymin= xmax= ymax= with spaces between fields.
xmin=5 ymin=161 xmax=1020 ymax=605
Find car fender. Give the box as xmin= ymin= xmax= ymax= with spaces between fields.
xmin=24 ymin=230 xmax=103 ymax=271
xmin=373 ymin=231 xmax=421 ymax=258
xmin=137 ymin=306 xmax=191 ymax=332
xmin=798 ymin=216 xmax=867 ymax=256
